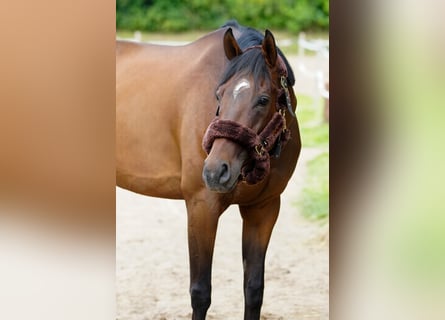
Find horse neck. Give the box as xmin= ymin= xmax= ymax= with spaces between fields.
xmin=187 ymin=28 xmax=229 ymax=70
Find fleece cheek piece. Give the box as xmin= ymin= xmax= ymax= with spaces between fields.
xmin=202 ymin=111 xmax=290 ymax=185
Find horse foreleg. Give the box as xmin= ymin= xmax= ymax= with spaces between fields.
xmin=239 ymin=197 xmax=280 ymax=320
xmin=185 ymin=195 xmax=223 ymax=320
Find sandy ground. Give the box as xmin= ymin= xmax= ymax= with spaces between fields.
xmin=116 ymin=54 xmax=328 ymax=319
xmin=117 ymin=149 xmax=328 ymax=320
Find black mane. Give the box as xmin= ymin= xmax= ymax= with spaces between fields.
xmin=220 ymin=20 xmax=295 ymax=87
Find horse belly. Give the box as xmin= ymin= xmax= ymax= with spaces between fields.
xmin=116 ymin=55 xmax=183 ymax=199
xmin=116 ymin=116 xmax=183 ymax=198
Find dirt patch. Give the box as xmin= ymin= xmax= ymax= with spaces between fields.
xmin=117 ymin=147 xmax=328 ymax=319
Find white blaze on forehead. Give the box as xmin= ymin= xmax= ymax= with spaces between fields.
xmin=233 ymin=79 xmax=251 ymax=98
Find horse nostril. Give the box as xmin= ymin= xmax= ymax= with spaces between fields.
xmin=219 ymin=162 xmax=231 ymax=184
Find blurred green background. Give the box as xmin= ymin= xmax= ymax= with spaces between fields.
xmin=116 ymin=0 xmax=329 ymax=33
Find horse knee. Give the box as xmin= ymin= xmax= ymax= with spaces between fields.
xmin=190 ymin=282 xmax=211 ymax=310
xmin=245 ymin=279 xmax=264 ymax=308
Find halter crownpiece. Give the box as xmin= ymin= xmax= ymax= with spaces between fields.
xmin=202 ymin=48 xmax=295 ymax=185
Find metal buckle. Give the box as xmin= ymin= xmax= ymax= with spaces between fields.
xmin=255 ymin=144 xmax=265 ymax=156
xmin=280 ymin=76 xmax=288 ymax=89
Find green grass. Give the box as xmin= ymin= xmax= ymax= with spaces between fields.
xmin=298 ymin=152 xmax=329 ymax=221
xmin=296 ymin=95 xmax=329 ymax=148
xmin=293 ymin=94 xmax=329 ymax=221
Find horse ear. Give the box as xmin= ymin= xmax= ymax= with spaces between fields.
xmin=223 ymin=28 xmax=242 ymax=60
xmin=262 ymin=29 xmax=277 ymax=68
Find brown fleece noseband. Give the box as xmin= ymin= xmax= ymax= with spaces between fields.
xmin=202 ymin=49 xmax=294 ymax=184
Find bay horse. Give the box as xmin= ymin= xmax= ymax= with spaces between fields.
xmin=116 ymin=21 xmax=301 ymax=320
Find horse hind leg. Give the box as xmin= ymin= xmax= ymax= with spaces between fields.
xmin=185 ymin=194 xmax=227 ymax=320
xmin=239 ymin=197 xmax=280 ymax=320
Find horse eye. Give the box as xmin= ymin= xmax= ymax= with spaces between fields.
xmin=257 ymin=96 xmax=270 ymax=106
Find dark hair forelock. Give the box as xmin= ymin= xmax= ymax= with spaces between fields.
xmin=218 ymin=49 xmax=272 ymax=90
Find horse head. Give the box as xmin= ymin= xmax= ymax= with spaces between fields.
xmin=202 ymin=28 xmax=295 ymax=193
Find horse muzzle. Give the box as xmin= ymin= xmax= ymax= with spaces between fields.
xmin=202 ymin=159 xmax=236 ymax=193
xmin=202 ymin=139 xmax=246 ymax=193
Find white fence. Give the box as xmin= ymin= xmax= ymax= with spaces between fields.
xmin=297 ymin=33 xmax=329 ymax=102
